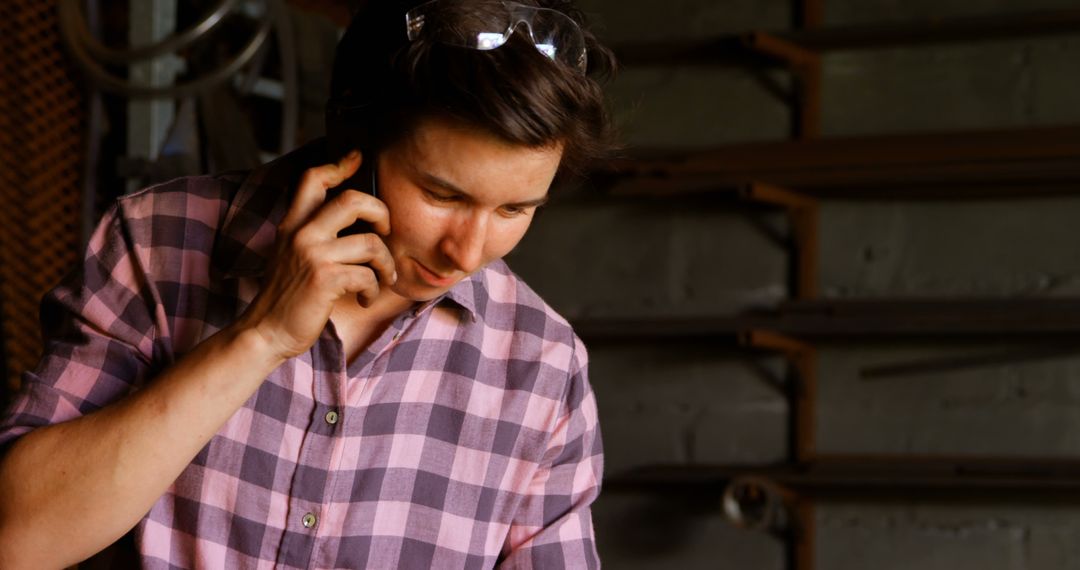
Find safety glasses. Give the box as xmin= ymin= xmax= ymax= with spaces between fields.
xmin=405 ymin=0 xmax=588 ymax=73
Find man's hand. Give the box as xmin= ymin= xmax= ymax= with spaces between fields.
xmin=238 ymin=150 xmax=396 ymax=361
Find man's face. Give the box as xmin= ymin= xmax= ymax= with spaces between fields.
xmin=376 ymin=117 xmax=563 ymax=302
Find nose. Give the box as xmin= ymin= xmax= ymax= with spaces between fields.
xmin=440 ymin=211 xmax=488 ymax=275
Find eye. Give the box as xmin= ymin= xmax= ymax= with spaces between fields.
xmin=424 ymin=188 xmax=457 ymax=202
xmin=499 ymin=205 xmax=531 ymax=218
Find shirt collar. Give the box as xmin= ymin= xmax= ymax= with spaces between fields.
xmin=211 ymin=138 xmax=487 ymax=323
xmin=437 ymin=266 xmax=489 ymax=322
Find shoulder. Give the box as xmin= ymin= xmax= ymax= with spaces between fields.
xmin=105 ymin=172 xmax=249 ymax=290
xmin=476 ymin=259 xmax=588 ymax=374
xmin=116 ymin=172 xmax=246 ymax=228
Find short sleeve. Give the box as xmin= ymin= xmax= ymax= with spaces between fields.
xmin=498 ymin=336 xmax=603 ymax=569
xmin=0 ymin=203 xmax=161 ymax=449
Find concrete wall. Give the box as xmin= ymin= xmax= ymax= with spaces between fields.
xmin=504 ymin=0 xmax=1080 ymax=567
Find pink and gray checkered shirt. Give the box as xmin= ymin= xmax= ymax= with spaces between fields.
xmin=0 ymin=142 xmax=602 ymax=568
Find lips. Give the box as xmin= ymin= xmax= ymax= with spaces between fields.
xmin=414 ymin=259 xmax=457 ymax=288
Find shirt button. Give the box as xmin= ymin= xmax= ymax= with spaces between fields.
xmin=302 ymin=513 xmax=317 ymax=529
xmin=325 ymin=410 xmax=339 ymax=425
xmin=392 ymin=331 xmax=402 ymax=341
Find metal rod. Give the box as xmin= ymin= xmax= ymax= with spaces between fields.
xmin=743 ymin=31 xmax=818 ymax=67
xmin=788 ymin=9 xmax=1080 ymax=51
xmin=274 ymin=3 xmax=299 ymax=154
xmin=607 ymin=454 xmax=1080 ymax=498
xmin=613 ymin=9 xmax=1080 ymax=67
xmin=741 ymin=181 xmax=817 ymax=209
xmin=574 ymin=297 xmax=1080 ymax=340
xmin=794 ymin=62 xmax=821 ymax=139
xmin=861 ymin=344 xmax=1080 ymax=379
xmin=741 ymin=182 xmax=820 ymax=299
xmin=599 ymin=126 xmax=1080 ymax=198
xmin=741 ymin=329 xmax=811 ymax=354
xmin=797 ymin=0 xmax=824 ymax=29
xmin=793 ymin=501 xmax=815 ymax=570
xmin=743 ymin=331 xmax=818 ymax=464
xmin=80 ymin=0 xmax=103 ymax=249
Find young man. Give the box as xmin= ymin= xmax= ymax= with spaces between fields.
xmin=0 ymin=0 xmax=615 ymax=567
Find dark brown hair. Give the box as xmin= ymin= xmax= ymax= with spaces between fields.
xmin=327 ymin=0 xmax=617 ymax=180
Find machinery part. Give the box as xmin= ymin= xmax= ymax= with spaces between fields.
xmin=56 ymin=0 xmax=278 ymax=99
xmin=64 ymin=0 xmax=242 ymax=65
xmin=722 ymin=475 xmax=795 ymax=534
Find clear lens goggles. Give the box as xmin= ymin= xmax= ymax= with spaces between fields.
xmin=405 ymin=0 xmax=588 ymax=73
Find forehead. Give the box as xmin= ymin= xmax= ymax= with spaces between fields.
xmin=391 ymin=116 xmax=563 ymax=192
xmin=403 ymin=115 xmax=561 ymax=157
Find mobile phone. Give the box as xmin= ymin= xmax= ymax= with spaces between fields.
xmin=325 ymin=149 xmax=378 ymax=238
xmin=324 ymin=93 xmax=379 ymax=237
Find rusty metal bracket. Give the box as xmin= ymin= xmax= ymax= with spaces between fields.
xmin=742 ymin=31 xmax=822 ymax=139
xmin=740 ymin=327 xmax=817 ymax=570
xmin=741 ymin=181 xmax=820 ymax=300
xmin=740 ymin=329 xmax=818 ymax=464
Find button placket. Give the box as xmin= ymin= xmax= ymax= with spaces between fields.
xmin=392 ymin=312 xmax=415 ymax=342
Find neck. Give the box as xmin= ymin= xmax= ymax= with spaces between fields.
xmin=331 ymin=288 xmax=418 ymax=363
xmin=356 ymin=287 xmax=416 ymax=321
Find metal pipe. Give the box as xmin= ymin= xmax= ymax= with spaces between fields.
xmin=274 ymin=3 xmax=299 ymax=153
xmin=57 ymin=0 xmax=277 ymax=99
xmin=80 ymin=0 xmax=104 ymax=249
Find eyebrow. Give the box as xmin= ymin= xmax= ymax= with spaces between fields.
xmin=419 ymin=171 xmax=550 ymax=209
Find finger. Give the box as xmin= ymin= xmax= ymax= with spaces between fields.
xmin=340 ymin=264 xmax=381 ymax=308
xmin=309 ymin=189 xmax=391 ymax=238
xmin=324 ymin=233 xmax=397 ymax=285
xmin=279 ymin=151 xmax=363 ymax=234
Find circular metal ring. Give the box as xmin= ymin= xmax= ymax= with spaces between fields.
xmin=722 ymin=476 xmax=788 ymax=532
xmin=58 ymin=0 xmax=277 ymax=99
xmin=59 ymin=0 xmax=242 ymax=65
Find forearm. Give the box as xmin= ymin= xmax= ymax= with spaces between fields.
xmin=0 ymin=323 xmax=285 ymax=569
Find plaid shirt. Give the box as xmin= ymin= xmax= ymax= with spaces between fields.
xmin=0 ymin=142 xmax=602 ymax=569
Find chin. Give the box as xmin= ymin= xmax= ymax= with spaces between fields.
xmin=390 ymin=280 xmax=445 ymax=303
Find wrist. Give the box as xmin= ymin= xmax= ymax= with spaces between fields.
xmin=224 ymin=318 xmax=292 ymax=370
